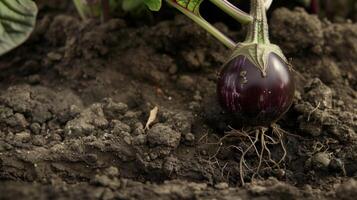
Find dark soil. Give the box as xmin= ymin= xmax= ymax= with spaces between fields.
xmin=0 ymin=2 xmax=356 ymax=200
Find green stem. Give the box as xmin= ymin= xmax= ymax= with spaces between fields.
xmin=209 ymin=0 xmax=253 ymax=24
xmin=244 ymin=0 xmax=270 ymax=44
xmin=73 ymin=0 xmax=87 ymax=20
xmin=166 ymin=0 xmax=236 ymax=49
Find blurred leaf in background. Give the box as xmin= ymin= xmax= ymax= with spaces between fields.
xmin=73 ymin=0 xmax=161 ymax=20
xmin=142 ymin=0 xmax=162 ymax=11
xmin=0 ymin=0 xmax=38 ymax=56
xmin=73 ymin=0 xmax=102 ymax=19
xmin=73 ymin=0 xmax=120 ymax=19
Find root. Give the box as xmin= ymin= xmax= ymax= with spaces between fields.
xmin=239 ymin=130 xmax=260 ymax=184
xmin=307 ymin=102 xmax=320 ymax=122
xmin=224 ymin=125 xmax=288 ymax=186
xmin=197 ymin=124 xmax=290 ymax=186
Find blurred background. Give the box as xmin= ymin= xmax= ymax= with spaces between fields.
xmin=35 ymin=0 xmax=357 ymax=23
xmin=201 ymin=0 xmax=356 ymax=28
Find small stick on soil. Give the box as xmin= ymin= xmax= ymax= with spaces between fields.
xmin=145 ymin=106 xmax=159 ymax=130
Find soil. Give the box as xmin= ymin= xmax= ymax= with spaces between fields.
xmin=0 ymin=2 xmax=356 ymax=200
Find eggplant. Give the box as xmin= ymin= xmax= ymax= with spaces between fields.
xmin=217 ymin=53 xmax=295 ymax=126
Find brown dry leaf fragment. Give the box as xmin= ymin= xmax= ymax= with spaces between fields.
xmin=145 ymin=106 xmax=159 ymax=130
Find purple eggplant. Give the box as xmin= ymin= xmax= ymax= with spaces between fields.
xmin=217 ymin=53 xmax=295 ymax=126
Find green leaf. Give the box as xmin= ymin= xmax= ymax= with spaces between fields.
xmin=143 ymin=0 xmax=162 ymax=11
xmin=172 ymin=0 xmax=203 ymax=13
xmin=0 ymin=0 xmax=38 ymax=56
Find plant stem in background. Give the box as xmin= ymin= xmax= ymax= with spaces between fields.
xmin=209 ymin=0 xmax=253 ymax=24
xmin=73 ymin=0 xmax=102 ymax=20
xmin=310 ymin=0 xmax=319 ymax=14
xmin=73 ymin=0 xmax=88 ymax=19
xmin=101 ymin=0 xmax=110 ymax=22
xmin=166 ymin=0 xmax=236 ymax=49
xmin=244 ymin=0 xmax=270 ymax=44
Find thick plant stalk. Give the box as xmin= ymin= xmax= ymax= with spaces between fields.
xmin=229 ymin=0 xmax=287 ymax=76
xmin=244 ymin=0 xmax=270 ymax=44
xmin=209 ymin=0 xmax=253 ymax=24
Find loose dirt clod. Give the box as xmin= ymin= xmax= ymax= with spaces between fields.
xmin=147 ymin=124 xmax=181 ymax=148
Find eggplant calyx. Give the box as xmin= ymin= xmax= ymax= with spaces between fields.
xmin=229 ymin=42 xmax=287 ymax=77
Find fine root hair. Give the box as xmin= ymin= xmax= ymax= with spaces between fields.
xmin=199 ymin=124 xmax=289 ymax=186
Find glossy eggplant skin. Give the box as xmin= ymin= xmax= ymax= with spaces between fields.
xmin=217 ymin=53 xmax=295 ymax=126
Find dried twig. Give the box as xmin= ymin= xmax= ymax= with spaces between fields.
xmin=145 ymin=106 xmax=158 ymax=130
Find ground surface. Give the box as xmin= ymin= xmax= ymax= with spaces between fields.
xmin=0 ymin=2 xmax=356 ymax=200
